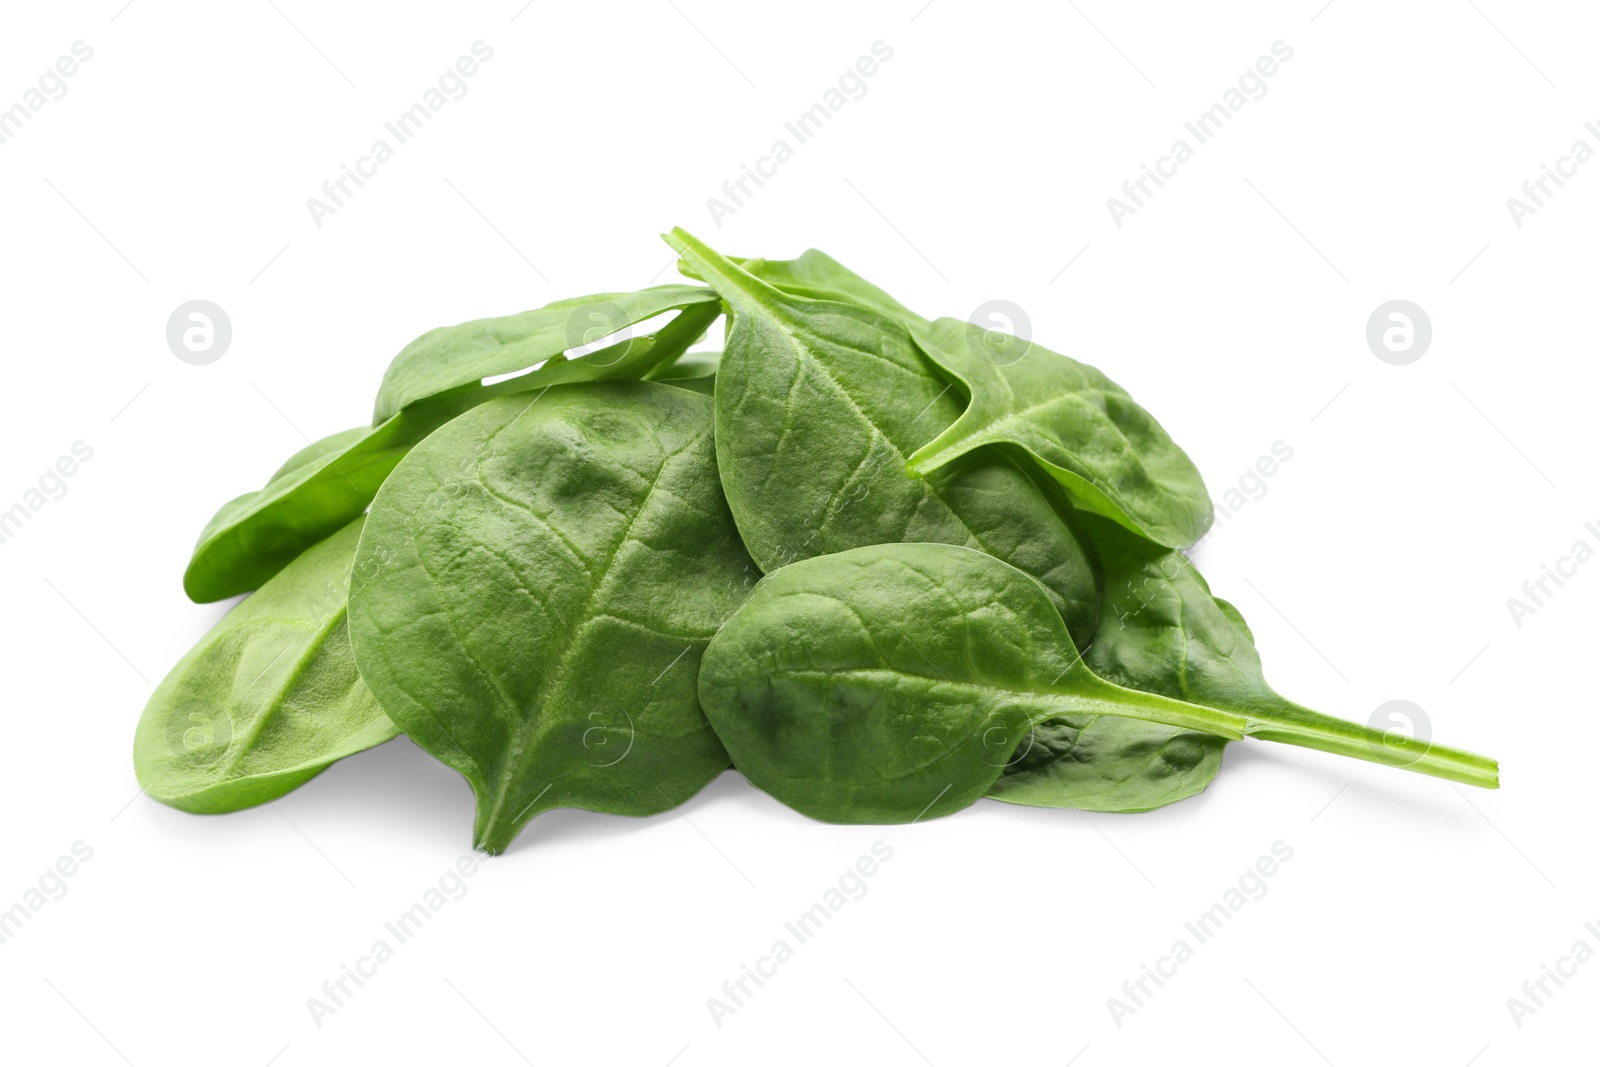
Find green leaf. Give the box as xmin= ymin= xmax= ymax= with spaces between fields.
xmin=906 ymin=318 xmax=1214 ymax=549
xmin=706 ymin=248 xmax=1213 ymax=548
xmin=663 ymin=227 xmax=1102 ymax=649
xmin=184 ymin=403 xmax=460 ymax=604
xmin=995 ymin=516 xmax=1500 ymax=809
xmin=348 ymin=381 xmax=756 ymax=854
xmin=371 ymin=284 xmax=721 ymax=424
xmin=184 ymin=296 xmax=722 ymax=604
xmin=699 ymin=542 xmax=1250 ymax=824
xmin=991 ymin=716 xmax=1225 ymax=813
xmin=135 ymin=518 xmax=397 ymax=813
xmin=679 ymin=248 xmax=929 ymax=326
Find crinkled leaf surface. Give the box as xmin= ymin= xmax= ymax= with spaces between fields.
xmin=348 ymin=381 xmax=756 ymax=854
xmin=371 ymin=284 xmax=720 ymax=424
xmin=991 ymin=515 xmax=1229 ymax=812
xmin=699 ymin=542 xmax=1248 ymax=825
xmin=992 ymin=715 xmax=1225 ymax=813
xmin=664 ymin=228 xmax=1102 ymax=649
xmin=906 ymin=317 xmax=1214 ymax=549
xmin=136 ymin=518 xmax=397 ymax=813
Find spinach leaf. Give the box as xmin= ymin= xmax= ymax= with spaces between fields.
xmin=136 ymin=517 xmax=397 ymax=813
xmin=994 ymin=515 xmax=1500 ymax=807
xmin=184 ymin=297 xmax=721 ymax=603
xmin=705 ymin=537 xmax=1498 ymax=824
xmin=184 ymin=395 xmax=474 ymax=604
xmin=991 ymin=716 xmax=1224 ymax=813
xmin=699 ymin=542 xmax=1249 ymax=824
xmin=692 ymin=247 xmax=1213 ymax=549
xmin=905 ymin=317 xmax=1213 ymax=548
xmin=371 ymin=284 xmax=720 ymax=424
xmin=679 ymin=248 xmax=928 ymax=326
xmin=347 ymin=380 xmax=756 ymax=854
xmin=663 ymin=228 xmax=1102 ymax=649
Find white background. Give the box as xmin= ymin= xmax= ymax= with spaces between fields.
xmin=0 ymin=1 xmax=1593 ymax=1064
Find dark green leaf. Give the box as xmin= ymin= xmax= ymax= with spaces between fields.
xmin=348 ymin=381 xmax=756 ymax=854
xmin=995 ymin=516 xmax=1499 ymax=809
xmin=905 ymin=318 xmax=1214 ymax=549
xmin=185 ymin=296 xmax=721 ymax=603
xmin=664 ymin=228 xmax=1102 ymax=648
xmin=700 ymin=542 xmax=1250 ymax=824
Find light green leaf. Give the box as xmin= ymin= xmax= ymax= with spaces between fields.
xmin=371 ymin=284 xmax=720 ymax=424
xmin=136 ymin=518 xmax=397 ymax=813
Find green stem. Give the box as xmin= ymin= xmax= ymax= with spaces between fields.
xmin=1053 ymin=670 xmax=1499 ymax=789
xmin=1047 ymin=671 xmax=1249 ymax=741
xmin=1240 ymin=699 xmax=1500 ymax=789
xmin=664 ymin=228 xmax=781 ymax=314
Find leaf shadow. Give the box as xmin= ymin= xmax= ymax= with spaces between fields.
xmin=290 ymin=734 xmax=472 ymax=845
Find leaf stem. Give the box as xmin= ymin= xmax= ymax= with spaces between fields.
xmin=1047 ymin=671 xmax=1249 ymax=741
xmin=1240 ymin=701 xmax=1500 ymax=788
xmin=1052 ymin=672 xmax=1499 ymax=789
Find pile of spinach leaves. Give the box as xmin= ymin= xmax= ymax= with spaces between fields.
xmin=134 ymin=229 xmax=1498 ymax=853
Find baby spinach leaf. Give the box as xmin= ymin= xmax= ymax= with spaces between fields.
xmin=663 ymin=228 xmax=1102 ymax=649
xmin=371 ymin=284 xmax=721 ymax=424
xmin=687 ymin=246 xmax=1212 ymax=547
xmin=994 ymin=516 xmax=1500 ymax=807
xmin=184 ymin=298 xmax=721 ymax=604
xmin=679 ymin=248 xmax=929 ymax=327
xmin=905 ymin=318 xmax=1213 ymax=549
xmin=184 ymin=397 xmax=470 ymax=604
xmin=348 ymin=381 xmax=756 ymax=854
xmin=676 ymin=254 xmax=1219 ymax=814
xmin=136 ymin=518 xmax=397 ymax=813
xmin=699 ymin=542 xmax=1249 ymax=824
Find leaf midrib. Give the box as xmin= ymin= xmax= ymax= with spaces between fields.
xmin=479 ymin=420 xmax=698 ymax=835
xmin=218 ymin=603 xmax=348 ymax=778
xmin=749 ymin=291 xmax=1001 ymax=556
